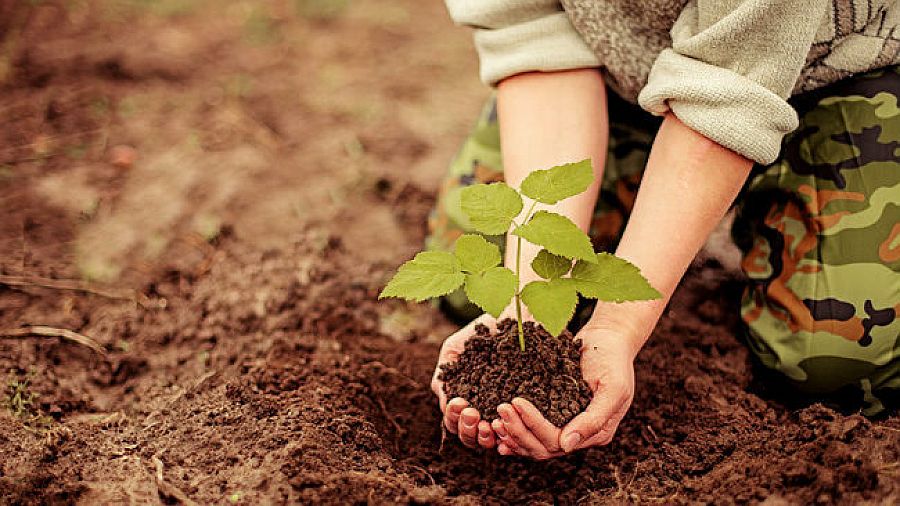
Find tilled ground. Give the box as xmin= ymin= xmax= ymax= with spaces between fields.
xmin=2 ymin=234 xmax=898 ymax=505
xmin=1 ymin=1 xmax=898 ymax=505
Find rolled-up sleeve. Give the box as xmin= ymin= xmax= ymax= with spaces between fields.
xmin=637 ymin=0 xmax=827 ymax=164
xmin=446 ymin=0 xmax=600 ymax=86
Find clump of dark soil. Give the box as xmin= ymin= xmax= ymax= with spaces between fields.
xmin=440 ymin=319 xmax=592 ymax=426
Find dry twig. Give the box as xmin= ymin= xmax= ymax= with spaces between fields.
xmin=1 ymin=325 xmax=106 ymax=356
xmin=0 ymin=274 xmax=162 ymax=309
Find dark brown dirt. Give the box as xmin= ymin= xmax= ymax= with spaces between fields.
xmin=1 ymin=1 xmax=898 ymax=505
xmin=440 ymin=319 xmax=592 ymax=426
xmin=3 ymin=233 xmax=898 ymax=505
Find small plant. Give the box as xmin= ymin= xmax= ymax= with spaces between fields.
xmin=380 ymin=159 xmax=660 ymax=350
xmin=4 ymin=370 xmax=53 ymax=432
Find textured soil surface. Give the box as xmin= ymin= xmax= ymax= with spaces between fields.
xmin=1 ymin=1 xmax=899 ymax=505
xmin=440 ymin=319 xmax=592 ymax=426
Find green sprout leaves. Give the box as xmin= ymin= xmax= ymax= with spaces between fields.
xmin=571 ymin=253 xmax=661 ymax=302
xmin=380 ymin=233 xmax=516 ymax=318
xmin=513 ymin=211 xmax=596 ymax=263
xmin=520 ymin=159 xmax=594 ymax=205
xmin=531 ymin=250 xmax=571 ymax=279
xmin=379 ymin=251 xmax=465 ymax=302
xmin=464 ymin=267 xmax=517 ymax=318
xmin=379 ymin=157 xmax=662 ymax=348
xmin=521 ymin=252 xmax=659 ymax=336
xmin=460 ymin=182 xmax=522 ymax=235
xmin=520 ymin=278 xmax=577 ymax=336
xmin=456 ymin=234 xmax=516 ymax=317
xmin=455 ymin=234 xmax=500 ymax=273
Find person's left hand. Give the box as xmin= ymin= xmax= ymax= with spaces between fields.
xmin=492 ymin=324 xmax=637 ymax=458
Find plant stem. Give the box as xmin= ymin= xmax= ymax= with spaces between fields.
xmin=513 ymin=200 xmax=538 ymax=351
xmin=514 ymin=233 xmax=525 ymax=351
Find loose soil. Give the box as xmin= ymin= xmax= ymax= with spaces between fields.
xmin=440 ymin=319 xmax=592 ymax=426
xmin=1 ymin=1 xmax=898 ymax=505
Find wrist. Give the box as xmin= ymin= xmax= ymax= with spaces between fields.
xmin=583 ymin=299 xmax=666 ymax=359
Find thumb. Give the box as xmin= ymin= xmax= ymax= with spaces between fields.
xmin=559 ymin=388 xmax=627 ymax=452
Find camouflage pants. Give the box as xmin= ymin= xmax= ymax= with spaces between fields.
xmin=428 ymin=67 xmax=900 ymax=415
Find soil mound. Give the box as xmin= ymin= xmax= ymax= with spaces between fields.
xmin=440 ymin=319 xmax=592 ymax=426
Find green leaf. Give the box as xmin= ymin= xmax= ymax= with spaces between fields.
xmin=513 ymin=211 xmax=597 ymax=263
xmin=464 ymin=266 xmax=517 ymax=317
xmin=531 ymin=249 xmax=571 ymax=279
xmin=520 ymin=159 xmax=594 ymax=205
xmin=460 ymin=183 xmax=523 ymax=235
xmin=454 ymin=234 xmax=501 ymax=274
xmin=520 ymin=278 xmax=578 ymax=336
xmin=571 ymin=253 xmax=662 ymax=302
xmin=379 ymin=251 xmax=465 ymax=302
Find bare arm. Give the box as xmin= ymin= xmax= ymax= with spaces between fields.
xmin=556 ymin=113 xmax=753 ymax=454
xmin=434 ymin=68 xmax=609 ymax=451
xmin=586 ymin=114 xmax=753 ymax=355
xmin=498 ymin=69 xmax=609 ymax=288
xmin=439 ymin=71 xmax=754 ymax=459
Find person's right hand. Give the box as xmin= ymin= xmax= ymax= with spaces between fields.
xmin=488 ymin=322 xmax=639 ymax=459
xmin=431 ymin=313 xmax=500 ymax=450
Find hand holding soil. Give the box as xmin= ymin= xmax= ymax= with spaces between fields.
xmin=557 ymin=324 xmax=636 ymax=452
xmin=433 ymin=310 xmax=639 ymax=459
xmin=386 ymin=160 xmax=660 ymax=458
xmin=431 ymin=306 xmax=530 ymax=450
xmin=489 ymin=324 xmax=638 ymax=459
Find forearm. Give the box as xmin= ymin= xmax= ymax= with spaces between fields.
xmin=587 ymin=114 xmax=753 ymax=355
xmin=497 ymin=69 xmax=608 ymax=287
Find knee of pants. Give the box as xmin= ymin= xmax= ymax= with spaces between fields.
xmin=737 ymin=197 xmax=900 ymax=396
xmin=735 ymin=66 xmax=900 ymax=400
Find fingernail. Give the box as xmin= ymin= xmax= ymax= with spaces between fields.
xmin=462 ymin=414 xmax=477 ymax=428
xmin=498 ymin=405 xmax=511 ymax=422
xmin=562 ymin=432 xmax=582 ymax=452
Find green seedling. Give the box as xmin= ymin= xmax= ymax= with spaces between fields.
xmin=380 ymin=159 xmax=661 ymax=350
xmin=4 ymin=370 xmax=53 ymax=432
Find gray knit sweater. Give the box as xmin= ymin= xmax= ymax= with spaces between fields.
xmin=444 ymin=0 xmax=900 ymax=164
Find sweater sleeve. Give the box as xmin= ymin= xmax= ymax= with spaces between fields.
xmin=637 ymin=0 xmax=828 ymax=164
xmin=445 ymin=0 xmax=600 ymax=86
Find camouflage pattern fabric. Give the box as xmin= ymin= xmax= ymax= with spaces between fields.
xmin=427 ymin=67 xmax=899 ymax=415
xmin=734 ymin=67 xmax=900 ymax=415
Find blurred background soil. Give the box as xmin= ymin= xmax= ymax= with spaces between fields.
xmin=0 ymin=1 xmax=897 ymax=504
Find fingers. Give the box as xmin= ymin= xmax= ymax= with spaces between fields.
xmin=497 ymin=403 xmax=563 ymax=460
xmin=444 ymin=398 xmax=467 ymax=434
xmin=559 ymin=386 xmax=630 ymax=453
xmin=457 ymin=407 xmax=481 ymax=448
xmin=494 ymin=418 xmax=518 ymax=456
xmin=477 ymin=420 xmax=496 ymax=449
xmin=491 ymin=418 xmax=518 ymax=451
xmin=511 ymin=398 xmax=561 ymax=451
xmin=444 ymin=399 xmax=495 ymax=450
